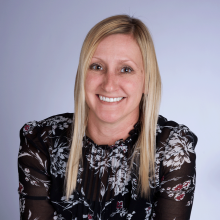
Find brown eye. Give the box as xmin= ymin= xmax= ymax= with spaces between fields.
xmin=121 ymin=66 xmax=133 ymax=73
xmin=90 ymin=63 xmax=103 ymax=70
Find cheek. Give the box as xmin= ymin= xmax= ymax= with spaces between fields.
xmin=124 ymin=77 xmax=144 ymax=96
xmin=85 ymin=73 xmax=101 ymax=93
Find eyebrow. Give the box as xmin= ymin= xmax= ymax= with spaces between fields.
xmin=92 ymin=57 xmax=139 ymax=68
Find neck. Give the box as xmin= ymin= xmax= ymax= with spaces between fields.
xmin=86 ymin=113 xmax=139 ymax=146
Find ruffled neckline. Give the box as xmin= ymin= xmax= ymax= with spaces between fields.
xmin=83 ymin=121 xmax=141 ymax=149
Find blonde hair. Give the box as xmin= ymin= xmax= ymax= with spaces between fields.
xmin=65 ymin=15 xmax=161 ymax=199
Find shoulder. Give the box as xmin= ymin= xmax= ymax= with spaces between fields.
xmin=157 ymin=115 xmax=198 ymax=148
xmin=20 ymin=112 xmax=74 ymax=138
xmin=156 ymin=115 xmax=197 ymax=172
xmin=20 ymin=113 xmax=74 ymax=136
xmin=19 ymin=113 xmax=74 ymax=179
xmin=19 ymin=113 xmax=74 ymax=160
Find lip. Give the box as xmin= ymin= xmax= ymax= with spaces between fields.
xmin=96 ymin=94 xmax=125 ymax=104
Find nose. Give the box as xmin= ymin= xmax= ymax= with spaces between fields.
xmin=101 ymin=71 xmax=118 ymax=92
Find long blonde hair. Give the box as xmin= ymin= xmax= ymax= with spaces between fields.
xmin=65 ymin=15 xmax=161 ymax=199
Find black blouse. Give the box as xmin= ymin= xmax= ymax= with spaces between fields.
xmin=18 ymin=113 xmax=197 ymax=220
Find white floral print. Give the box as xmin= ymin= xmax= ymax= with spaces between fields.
xmin=18 ymin=113 xmax=197 ymax=220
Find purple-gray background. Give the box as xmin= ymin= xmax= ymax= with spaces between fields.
xmin=1 ymin=0 xmax=219 ymax=219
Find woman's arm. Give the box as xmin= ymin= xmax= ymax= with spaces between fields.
xmin=153 ymin=123 xmax=197 ymax=220
xmin=18 ymin=122 xmax=56 ymax=220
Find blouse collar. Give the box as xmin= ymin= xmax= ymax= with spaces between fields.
xmin=83 ymin=121 xmax=141 ymax=149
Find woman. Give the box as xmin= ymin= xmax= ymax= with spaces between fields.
xmin=18 ymin=15 xmax=197 ymax=220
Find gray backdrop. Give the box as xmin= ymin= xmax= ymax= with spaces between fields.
xmin=1 ymin=0 xmax=219 ymax=219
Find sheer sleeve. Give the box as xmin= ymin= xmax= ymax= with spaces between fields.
xmin=18 ymin=122 xmax=56 ymax=220
xmin=153 ymin=123 xmax=197 ymax=220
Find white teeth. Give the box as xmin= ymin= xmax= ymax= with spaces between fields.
xmin=99 ymin=95 xmax=123 ymax=102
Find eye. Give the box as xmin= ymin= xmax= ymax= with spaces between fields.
xmin=121 ymin=66 xmax=133 ymax=73
xmin=89 ymin=63 xmax=103 ymax=71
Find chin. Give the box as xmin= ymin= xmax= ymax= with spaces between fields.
xmin=97 ymin=112 xmax=123 ymax=124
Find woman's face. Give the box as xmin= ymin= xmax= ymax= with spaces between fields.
xmin=85 ymin=34 xmax=145 ymax=125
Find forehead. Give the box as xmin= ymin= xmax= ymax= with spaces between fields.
xmin=93 ymin=34 xmax=143 ymax=65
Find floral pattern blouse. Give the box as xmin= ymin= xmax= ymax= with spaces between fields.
xmin=18 ymin=113 xmax=197 ymax=220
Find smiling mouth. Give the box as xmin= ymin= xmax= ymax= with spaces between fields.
xmin=98 ymin=95 xmax=124 ymax=103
